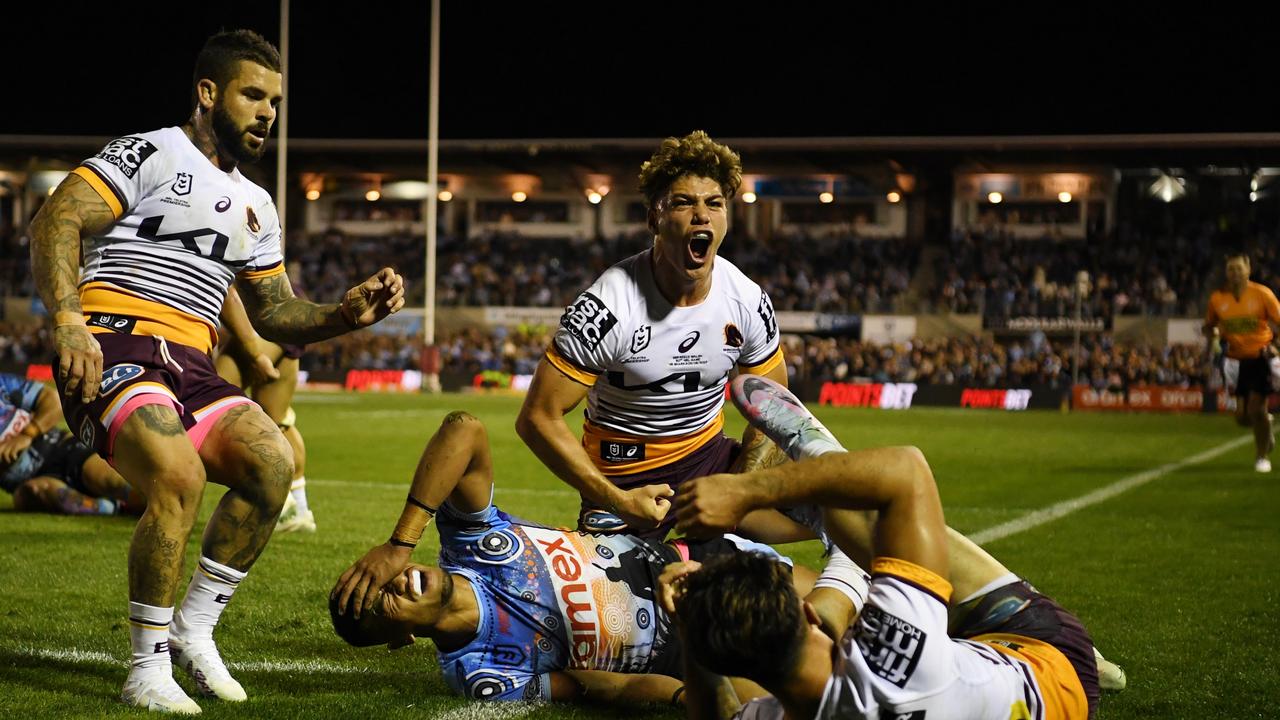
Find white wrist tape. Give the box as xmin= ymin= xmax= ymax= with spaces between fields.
xmin=812 ymin=546 xmax=870 ymax=612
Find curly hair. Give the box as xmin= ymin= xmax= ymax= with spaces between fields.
xmin=675 ymin=552 xmax=806 ymax=685
xmin=638 ymin=130 xmax=743 ymax=207
xmin=192 ymin=29 xmax=281 ymax=107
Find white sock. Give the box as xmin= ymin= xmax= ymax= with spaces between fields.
xmin=812 ymin=546 xmax=871 ymax=612
xmin=172 ymin=556 xmax=246 ymax=643
xmin=290 ymin=477 xmax=309 ymax=515
xmin=128 ymin=602 xmax=173 ymax=673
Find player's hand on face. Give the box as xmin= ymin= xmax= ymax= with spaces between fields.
xmin=331 ymin=541 xmax=413 ymax=619
xmin=0 ymin=434 xmax=33 ymax=464
xmin=55 ymin=325 xmax=103 ymax=403
xmin=614 ymin=483 xmax=674 ymax=530
xmin=657 ymin=560 xmax=702 ymax=616
xmin=674 ymin=473 xmax=756 ymax=538
xmin=343 ymin=267 xmax=406 ymax=328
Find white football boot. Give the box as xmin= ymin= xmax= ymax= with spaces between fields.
xmin=169 ymin=636 xmax=247 ymax=702
xmin=120 ymin=669 xmax=202 ymax=714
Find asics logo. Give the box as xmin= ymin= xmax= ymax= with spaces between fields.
xmin=678 ymin=331 xmax=700 ymax=354
xmin=215 ymin=196 xmax=231 ymax=212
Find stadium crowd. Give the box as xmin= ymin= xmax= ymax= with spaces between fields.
xmin=286 ymin=228 xmax=919 ymax=313
xmin=930 ymin=225 xmax=1280 ymax=318
xmin=295 ymin=326 xmax=1209 ymax=391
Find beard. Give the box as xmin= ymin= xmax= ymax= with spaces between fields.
xmin=212 ymin=103 xmax=267 ymax=164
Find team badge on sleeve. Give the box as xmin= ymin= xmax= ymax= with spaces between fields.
xmin=854 ymin=605 xmax=927 ymax=688
xmin=561 ymin=291 xmax=618 ymax=350
xmin=757 ymin=294 xmax=778 ymax=341
xmin=95 ymin=137 xmax=159 ymax=179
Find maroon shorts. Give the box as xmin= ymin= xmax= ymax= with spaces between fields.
xmin=56 ymin=332 xmax=254 ymax=463
xmin=577 ymin=433 xmax=740 ymax=540
xmin=951 ymin=580 xmax=1100 ymax=717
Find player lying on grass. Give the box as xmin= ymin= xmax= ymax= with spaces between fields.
xmin=662 ymin=375 xmax=1105 ymax=719
xmin=329 ymin=410 xmax=850 ymax=705
xmin=1 ymin=371 xmax=142 ymax=515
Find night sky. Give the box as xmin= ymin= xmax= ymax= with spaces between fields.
xmin=5 ymin=3 xmax=1273 ymax=140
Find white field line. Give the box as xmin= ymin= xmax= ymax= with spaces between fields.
xmin=970 ymin=433 xmax=1255 ymax=545
xmin=9 ymin=646 xmax=381 ymax=675
xmin=433 ymin=702 xmax=547 ymax=720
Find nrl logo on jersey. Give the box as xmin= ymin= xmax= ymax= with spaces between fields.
xmin=630 ymin=325 xmax=651 ymax=353
xmin=171 ymin=172 xmax=193 ymax=196
xmin=95 ymin=136 xmax=158 ymax=179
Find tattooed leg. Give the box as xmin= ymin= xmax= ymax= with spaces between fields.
xmin=112 ymin=403 xmax=207 ymax=605
xmin=198 ymin=404 xmax=293 ymax=571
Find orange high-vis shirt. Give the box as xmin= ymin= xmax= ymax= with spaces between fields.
xmin=1206 ymin=282 xmax=1280 ymax=359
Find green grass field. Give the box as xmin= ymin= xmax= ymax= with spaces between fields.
xmin=2 ymin=392 xmax=1277 ymax=718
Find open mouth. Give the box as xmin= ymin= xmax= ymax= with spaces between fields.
xmin=689 ymin=231 xmax=713 ymax=263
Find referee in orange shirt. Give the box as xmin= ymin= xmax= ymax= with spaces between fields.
xmin=1204 ymin=254 xmax=1280 ymax=472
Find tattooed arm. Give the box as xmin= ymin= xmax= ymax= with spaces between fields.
xmin=236 ymin=267 xmax=406 ymax=344
xmin=29 ymin=173 xmax=117 ymax=402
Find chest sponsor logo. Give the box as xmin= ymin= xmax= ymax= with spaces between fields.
xmin=561 ymin=291 xmax=617 ymax=350
xmin=99 ymin=363 xmax=144 ymax=396
xmin=758 ymin=294 xmax=778 ymax=341
xmin=215 ymin=196 xmax=231 ymax=213
xmin=95 ymin=136 xmax=158 ymax=179
xmin=87 ymin=313 xmax=137 ymax=335
xmin=724 ymin=323 xmax=744 ymax=348
xmin=530 ymin=531 xmax=602 ymax=667
xmin=137 ymin=215 xmax=233 ymax=263
xmin=602 ymin=441 xmax=645 ymax=463
xmin=855 ymin=605 xmax=927 ymax=689
xmin=630 ymin=325 xmax=651 ymax=354
xmin=171 ymin=172 xmax=192 ymax=196
xmin=677 ymin=330 xmax=700 ymax=354
xmin=605 ymin=369 xmax=718 ymax=394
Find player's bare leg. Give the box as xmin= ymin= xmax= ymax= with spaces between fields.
xmin=256 ymin=356 xmax=315 ymax=532
xmin=164 ymin=403 xmax=291 ymax=703
xmin=112 ymin=404 xmax=207 ymax=714
xmin=1247 ymin=393 xmax=1273 ymax=472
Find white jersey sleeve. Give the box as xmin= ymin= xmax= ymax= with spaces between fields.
xmin=735 ymin=279 xmax=781 ymax=369
xmin=243 ymin=194 xmax=285 ymax=275
xmin=77 ymin=132 xmax=170 ymax=217
xmin=549 ymin=266 xmax=628 ymax=381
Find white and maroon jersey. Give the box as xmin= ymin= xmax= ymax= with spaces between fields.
xmin=72 ymin=127 xmax=285 ymax=352
xmin=735 ymin=558 xmax=1089 ymax=720
xmin=545 ymin=249 xmax=783 ymax=475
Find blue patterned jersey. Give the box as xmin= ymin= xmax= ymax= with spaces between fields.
xmin=435 ymin=500 xmax=682 ymax=701
xmin=0 ymin=373 xmax=43 ymax=441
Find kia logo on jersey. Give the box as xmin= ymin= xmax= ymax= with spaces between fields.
xmin=678 ymin=331 xmax=700 ymax=354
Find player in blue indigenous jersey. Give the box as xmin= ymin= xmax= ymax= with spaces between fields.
xmin=0 ymin=371 xmax=141 ymax=515
xmin=331 ymin=411 xmax=815 ymax=706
